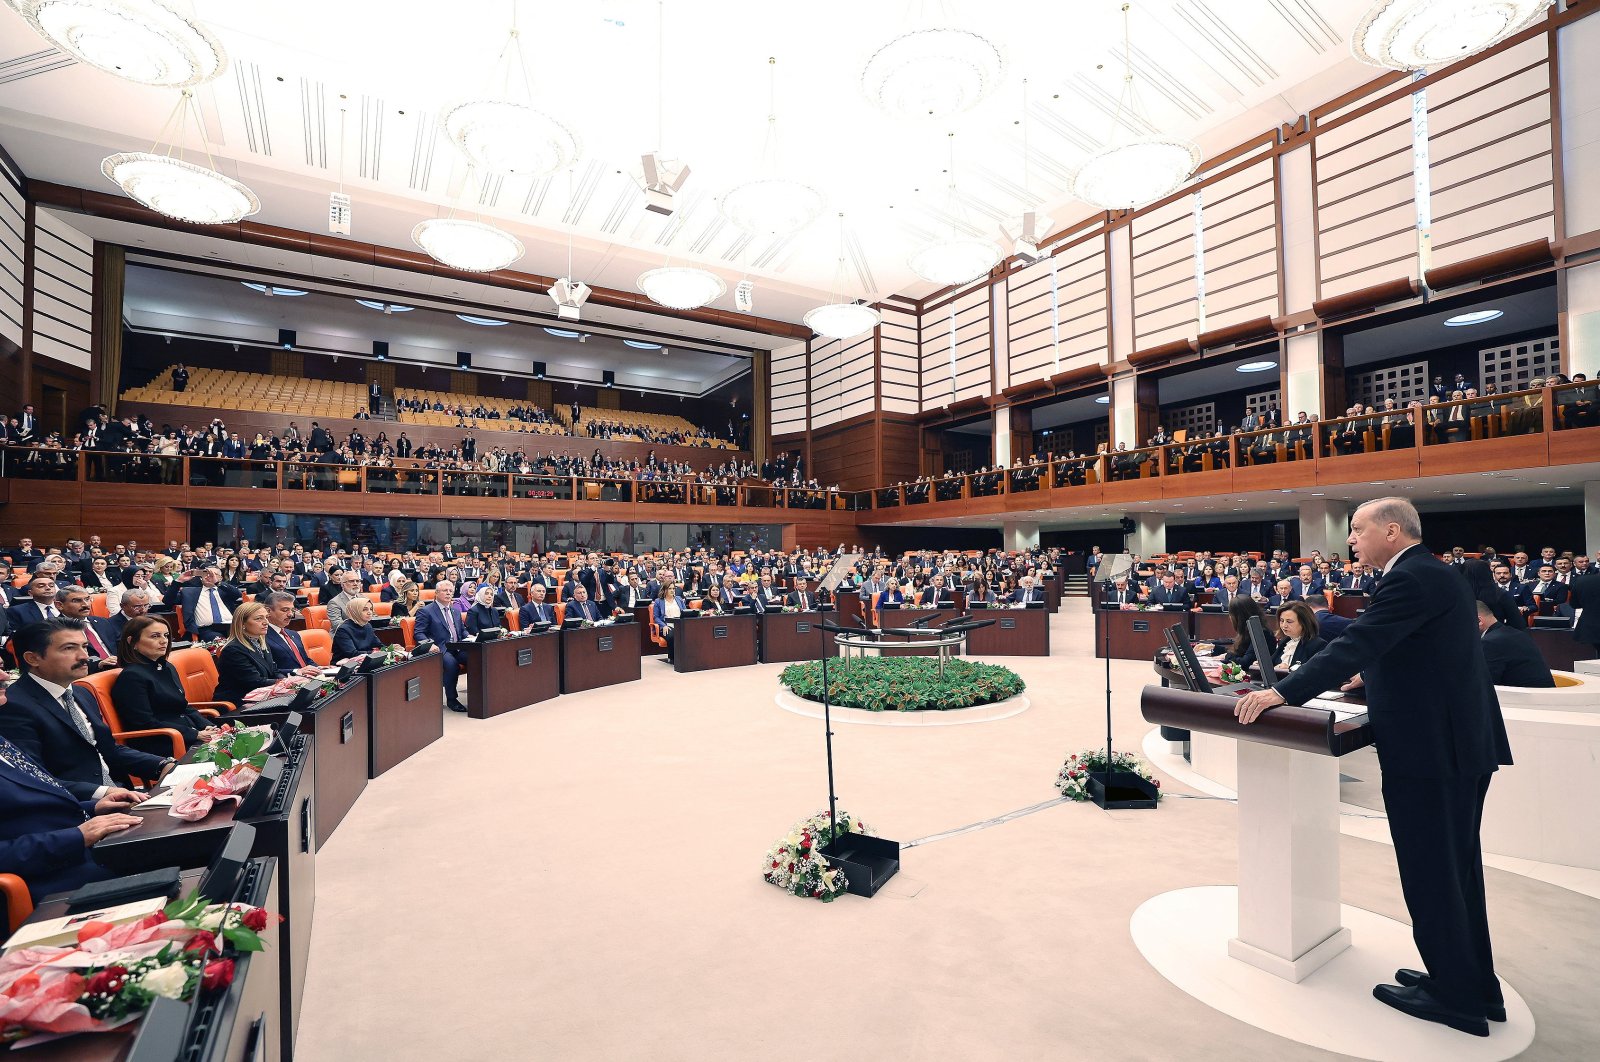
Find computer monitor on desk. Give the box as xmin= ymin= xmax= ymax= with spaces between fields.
xmin=1248 ymin=616 xmax=1278 ymax=683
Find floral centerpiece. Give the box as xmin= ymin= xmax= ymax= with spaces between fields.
xmin=1055 ymin=749 xmax=1162 ymax=802
xmin=762 ymin=810 xmax=871 ymax=902
xmin=0 ymin=893 xmax=279 ymax=1042
xmin=1217 ymin=661 xmax=1247 ymax=684
xmin=779 ymin=658 xmax=1024 ymax=712
xmin=189 ymin=725 xmax=271 ymax=773
xmin=199 ymin=638 xmax=227 ymax=658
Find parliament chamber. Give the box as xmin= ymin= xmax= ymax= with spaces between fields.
xmin=2 ymin=1 xmax=1600 ymax=1059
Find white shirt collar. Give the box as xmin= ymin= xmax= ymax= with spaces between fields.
xmin=30 ymin=674 xmax=71 ymax=702
xmin=1382 ymin=542 xmax=1424 ymax=576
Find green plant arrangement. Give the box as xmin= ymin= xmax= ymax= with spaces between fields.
xmin=762 ymin=810 xmax=871 ymax=902
xmin=1055 ymin=749 xmax=1162 ymax=802
xmin=779 ymin=657 xmax=1025 ymax=712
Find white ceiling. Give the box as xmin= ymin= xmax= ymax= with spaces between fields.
xmin=1340 ymin=285 xmax=1557 ymax=366
xmin=0 ymin=0 xmax=1387 ymax=322
xmin=121 ymin=261 xmax=751 ymax=394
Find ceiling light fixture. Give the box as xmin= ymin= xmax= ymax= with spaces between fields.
xmin=544 ymin=327 xmax=581 ymax=338
xmin=102 ymin=89 xmax=260 ymax=224
xmin=440 ymin=5 xmax=578 ymax=176
xmin=638 ymin=266 xmax=726 ymax=310
xmin=242 ymin=282 xmax=306 ymax=297
xmin=356 ymin=298 xmax=412 ymax=313
xmin=7 ymin=0 xmax=225 ymax=87
xmin=1069 ymin=3 xmax=1199 ymax=211
xmin=1443 ymin=309 xmax=1504 ymax=326
xmin=639 ymin=0 xmax=690 ymax=215
xmin=909 ymin=133 xmax=1001 ymax=287
xmin=1351 ymin=0 xmax=1552 ymax=71
xmin=547 ymin=169 xmax=592 ymax=320
xmin=413 ymin=187 xmax=524 ymax=273
xmin=1095 ymin=395 xmax=1110 ymax=405
xmin=1236 ymin=360 xmax=1278 ymax=373
xmin=998 ymin=78 xmax=1053 ymax=264
xmin=624 ymin=340 xmax=663 ymax=350
xmin=721 ymin=57 xmax=823 ymax=238
xmin=805 ymin=212 xmax=881 ymax=340
xmin=456 ymin=314 xmax=508 ymax=326
xmin=861 ymin=24 xmax=1003 ymax=121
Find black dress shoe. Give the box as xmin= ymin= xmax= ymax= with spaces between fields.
xmin=1373 ymin=983 xmax=1489 ymax=1036
xmin=447 ymin=701 xmax=468 ymax=713
xmin=1394 ymin=970 xmax=1506 ymax=1022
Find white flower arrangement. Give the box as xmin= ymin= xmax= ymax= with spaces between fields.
xmin=762 ymin=809 xmax=870 ymax=902
xmin=1055 ymin=749 xmax=1161 ymax=802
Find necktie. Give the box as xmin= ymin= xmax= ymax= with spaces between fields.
xmin=281 ymin=629 xmax=308 ymax=667
xmin=60 ymin=692 xmax=113 ymax=786
xmin=444 ymin=604 xmax=458 ymax=639
xmin=85 ymin=624 xmax=110 ymax=659
xmin=208 ymin=588 xmax=225 ymax=625
xmin=44 ymin=604 xmax=57 ymax=619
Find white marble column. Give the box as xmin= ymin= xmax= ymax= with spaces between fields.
xmin=1297 ymin=499 xmax=1350 ymax=557
xmin=1002 ymin=519 xmax=1040 ymax=552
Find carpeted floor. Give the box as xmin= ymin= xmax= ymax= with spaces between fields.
xmin=294 ymin=603 xmax=1599 ymax=1061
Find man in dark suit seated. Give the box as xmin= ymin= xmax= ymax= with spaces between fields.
xmin=0 ymin=620 xmax=175 ymax=800
xmin=412 ymin=580 xmax=468 ymax=713
xmin=1143 ymin=571 xmax=1190 ymax=607
xmin=1524 ymin=564 xmax=1570 ymax=616
xmin=564 ymin=584 xmax=603 ymax=623
xmin=178 ymin=566 xmax=242 ymax=641
xmin=519 ymin=583 xmax=559 ymax=627
xmin=785 ymin=584 xmax=822 ymax=612
xmin=1011 ymin=576 xmax=1044 ymax=607
xmin=262 ymin=592 xmax=323 ymax=676
xmin=1100 ymin=577 xmax=1137 ymax=607
xmin=918 ymin=575 xmax=954 ymax=607
xmin=750 ymin=573 xmax=784 ymax=613
xmin=1286 ymin=565 xmax=1322 ymax=600
xmin=1476 ymin=602 xmax=1553 ymax=687
xmin=55 ymin=587 xmax=119 ymax=672
xmin=0 ymin=735 xmax=147 ymax=904
xmin=7 ymin=573 xmax=63 ymax=630
xmin=103 ymin=586 xmax=150 ymax=648
xmin=1237 ymin=498 xmax=1512 ymax=1037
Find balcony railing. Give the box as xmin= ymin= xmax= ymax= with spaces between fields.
xmin=4 ymin=383 xmax=1593 ymax=518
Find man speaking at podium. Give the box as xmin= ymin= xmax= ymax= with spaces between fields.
xmin=1234 ymin=497 xmax=1511 ymax=1037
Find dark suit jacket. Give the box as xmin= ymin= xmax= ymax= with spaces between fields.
xmin=785 ymin=590 xmax=820 ymax=610
xmin=1573 ymin=576 xmax=1600 ymax=648
xmin=1268 ymin=634 xmax=1327 ymax=670
xmin=111 ymin=657 xmax=211 ymax=745
xmin=413 ymin=600 xmax=465 ymax=647
xmin=213 ymin=641 xmax=279 ymax=706
xmin=518 ymin=600 xmax=558 ymax=627
xmin=1313 ymin=610 xmax=1353 ymax=641
xmin=1145 ymin=585 xmax=1190 ymax=606
xmin=565 ymin=599 xmax=601 ymax=622
xmin=7 ymin=599 xmax=54 ymax=629
xmin=333 ymin=622 xmax=382 ymax=659
xmin=266 ymin=625 xmax=314 ymax=673
xmin=0 ymin=745 xmax=108 ymax=902
xmin=1275 ymin=545 xmax=1512 ymax=779
xmin=464 ymin=604 xmax=503 ymax=636
xmin=1480 ymin=623 xmax=1553 ymax=687
xmin=0 ymin=676 xmax=167 ymax=799
xmin=178 ymin=581 xmax=243 ymax=634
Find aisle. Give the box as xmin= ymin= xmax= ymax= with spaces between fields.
xmin=294 ymin=605 xmax=1600 ymax=1061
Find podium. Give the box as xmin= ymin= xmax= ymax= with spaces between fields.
xmin=1141 ymin=684 xmax=1374 ymax=981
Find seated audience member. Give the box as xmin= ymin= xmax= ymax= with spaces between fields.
xmin=1300 ymin=593 xmax=1351 ymax=642
xmin=212 ymin=602 xmax=280 ymax=707
xmin=463 ymin=586 xmax=504 ymax=637
xmin=55 ymin=586 xmax=118 ymax=672
xmin=651 ymin=584 xmax=685 ymax=664
xmin=1101 ymin=576 xmax=1137 ymax=607
xmin=565 ymin=584 xmax=603 ymax=622
xmin=412 ymin=580 xmax=468 ymax=713
xmin=389 ymin=580 xmax=421 ymax=619
xmin=0 ymin=620 xmax=175 ymax=799
xmin=1268 ymin=602 xmax=1326 ymax=673
xmin=1476 ymin=602 xmax=1554 ymax=688
xmin=0 ymin=734 xmax=146 ymax=903
xmin=333 ymin=596 xmax=384 ymax=658
xmin=1267 ymin=579 xmax=1295 ymax=609
xmin=1144 ymin=570 xmax=1190 ymax=607
xmin=785 ymin=582 xmax=822 ymax=611
xmin=324 ymin=571 xmax=365 ymax=633
xmin=1011 ymin=576 xmax=1044 ymax=607
xmin=1201 ymin=596 xmax=1269 ymax=673
xmin=7 ymin=574 xmax=63 ymax=629
xmin=518 ymin=583 xmax=558 ymax=627
xmin=261 ymin=592 xmax=323 ymax=677
xmin=1525 ymin=563 xmax=1570 ymax=616
xmin=110 ymin=615 xmax=214 ymax=746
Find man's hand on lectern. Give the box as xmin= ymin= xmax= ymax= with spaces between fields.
xmin=1235 ymin=688 xmax=1284 ymax=724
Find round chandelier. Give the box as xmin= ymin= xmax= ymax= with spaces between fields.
xmin=638 ymin=266 xmax=726 ymax=310
xmin=1068 ymin=5 xmax=1198 ymax=212
xmin=1351 ymin=0 xmax=1552 ymax=70
xmin=442 ymin=99 xmax=579 ymax=177
xmin=412 ymin=218 xmax=524 ymax=273
xmin=805 ymin=302 xmax=881 ymax=340
xmin=908 ymin=237 xmax=1001 ymax=287
xmin=861 ymin=27 xmax=1004 ymax=121
xmin=101 ymin=152 xmax=258 ymax=224
xmin=6 ymin=0 xmax=226 ymax=87
xmin=1071 ymin=137 xmax=1201 ymax=211
xmin=720 ymin=178 xmax=824 ymax=238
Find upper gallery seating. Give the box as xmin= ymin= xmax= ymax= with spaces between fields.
xmin=120 ymin=366 xmax=367 ymax=420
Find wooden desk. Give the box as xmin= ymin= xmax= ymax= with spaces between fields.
xmin=238 ymin=682 xmax=366 ymax=853
xmin=963 ymin=607 xmax=1050 ymax=656
xmin=673 ymin=612 xmax=759 ymax=672
xmin=759 ymin=610 xmax=829 ymax=663
xmin=15 ymin=859 xmax=282 ymax=1062
xmin=455 ymin=633 xmax=560 ymax=718
xmin=832 ymin=588 xmax=863 ymax=626
xmin=1530 ymin=628 xmax=1598 ymax=671
xmin=1095 ymin=608 xmax=1188 ymax=660
xmin=1332 ymin=593 xmax=1367 ymax=618
xmin=875 ymin=607 xmax=959 ymax=656
xmin=365 ymin=652 xmax=444 ymax=778
xmin=632 ymin=604 xmax=664 ymax=655
xmin=1193 ymin=610 xmax=1281 ymax=643
xmin=561 ymin=623 xmax=643 ymax=694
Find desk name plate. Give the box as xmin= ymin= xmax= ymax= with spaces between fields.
xmin=340 ymin=711 xmax=355 ymax=744
xmin=405 ymin=676 xmax=421 ymax=701
xmin=517 ymin=647 xmax=534 ymax=667
xmin=597 ymin=636 xmax=613 ymax=652
xmin=713 ymin=625 xmax=728 ymax=639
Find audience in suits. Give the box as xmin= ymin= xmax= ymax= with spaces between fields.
xmin=463 ymin=586 xmax=505 ymax=637
xmin=110 ymin=615 xmax=215 ymax=746
xmin=177 ymin=566 xmax=243 ymax=641
xmin=260 ymin=592 xmax=324 ymax=678
xmin=212 ymin=603 xmax=281 ymax=707
xmin=1475 ymin=602 xmax=1553 ymax=687
xmin=6 ymin=574 xmax=62 ymax=629
xmin=52 ymin=586 xmax=119 ymax=672
xmin=333 ymin=596 xmax=384 ymax=658
xmin=565 ymin=585 xmax=603 ymax=622
xmin=0 ymin=620 xmax=174 ymax=800
xmin=518 ymin=584 xmax=558 ymax=628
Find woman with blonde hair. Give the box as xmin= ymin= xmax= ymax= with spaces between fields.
xmin=213 ymin=601 xmax=279 ymax=707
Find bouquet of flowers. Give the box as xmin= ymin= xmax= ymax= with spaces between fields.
xmin=240 ymin=671 xmax=339 ymax=706
xmin=189 ymin=725 xmax=272 ymax=773
xmin=1218 ymin=661 xmax=1247 ymax=684
xmin=199 ymin=638 xmax=227 ymax=658
xmin=1055 ymin=749 xmax=1162 ymax=802
xmin=0 ymin=893 xmax=279 ymax=1043
xmin=762 ymin=810 xmax=871 ymax=902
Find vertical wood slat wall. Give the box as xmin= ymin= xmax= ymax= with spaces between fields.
xmin=0 ymin=176 xmax=23 ymax=348
xmin=28 ymin=207 xmax=93 ymax=368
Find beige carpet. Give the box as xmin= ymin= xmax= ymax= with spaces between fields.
xmin=294 ymin=605 xmax=1599 ymax=1061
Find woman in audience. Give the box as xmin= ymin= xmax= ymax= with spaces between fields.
xmin=107 ymin=565 xmax=153 ymax=614
xmin=1462 ymin=558 xmax=1525 ymax=629
xmin=213 ymin=602 xmax=279 ymax=707
xmin=111 ymin=615 xmax=214 ymax=745
xmin=452 ymin=579 xmax=477 ymax=617
xmin=1202 ymin=595 xmax=1269 ymax=673
xmin=150 ymin=555 xmax=181 ymax=602
xmin=464 ymin=585 xmax=504 ymax=636
xmin=332 ymin=596 xmax=383 ymax=658
xmin=389 ymin=580 xmax=421 ymax=619
xmin=1270 ymin=602 xmax=1326 ymax=673
xmin=219 ymin=554 xmax=246 ymax=585
xmin=968 ymin=579 xmax=998 ymax=607
xmin=1193 ymin=563 xmax=1221 ymax=591
xmin=652 ymin=583 xmax=684 ymax=664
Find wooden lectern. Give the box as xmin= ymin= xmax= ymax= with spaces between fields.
xmin=1141 ymin=685 xmax=1374 ymax=982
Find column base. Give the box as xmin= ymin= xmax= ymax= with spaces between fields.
xmin=1228 ymin=925 xmax=1351 ymax=983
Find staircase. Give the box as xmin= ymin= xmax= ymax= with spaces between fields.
xmin=1063 ymin=573 xmax=1090 ymax=597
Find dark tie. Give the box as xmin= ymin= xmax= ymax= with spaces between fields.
xmin=443 ymin=604 xmax=458 ymax=639
xmin=59 ymin=691 xmax=113 ymax=786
